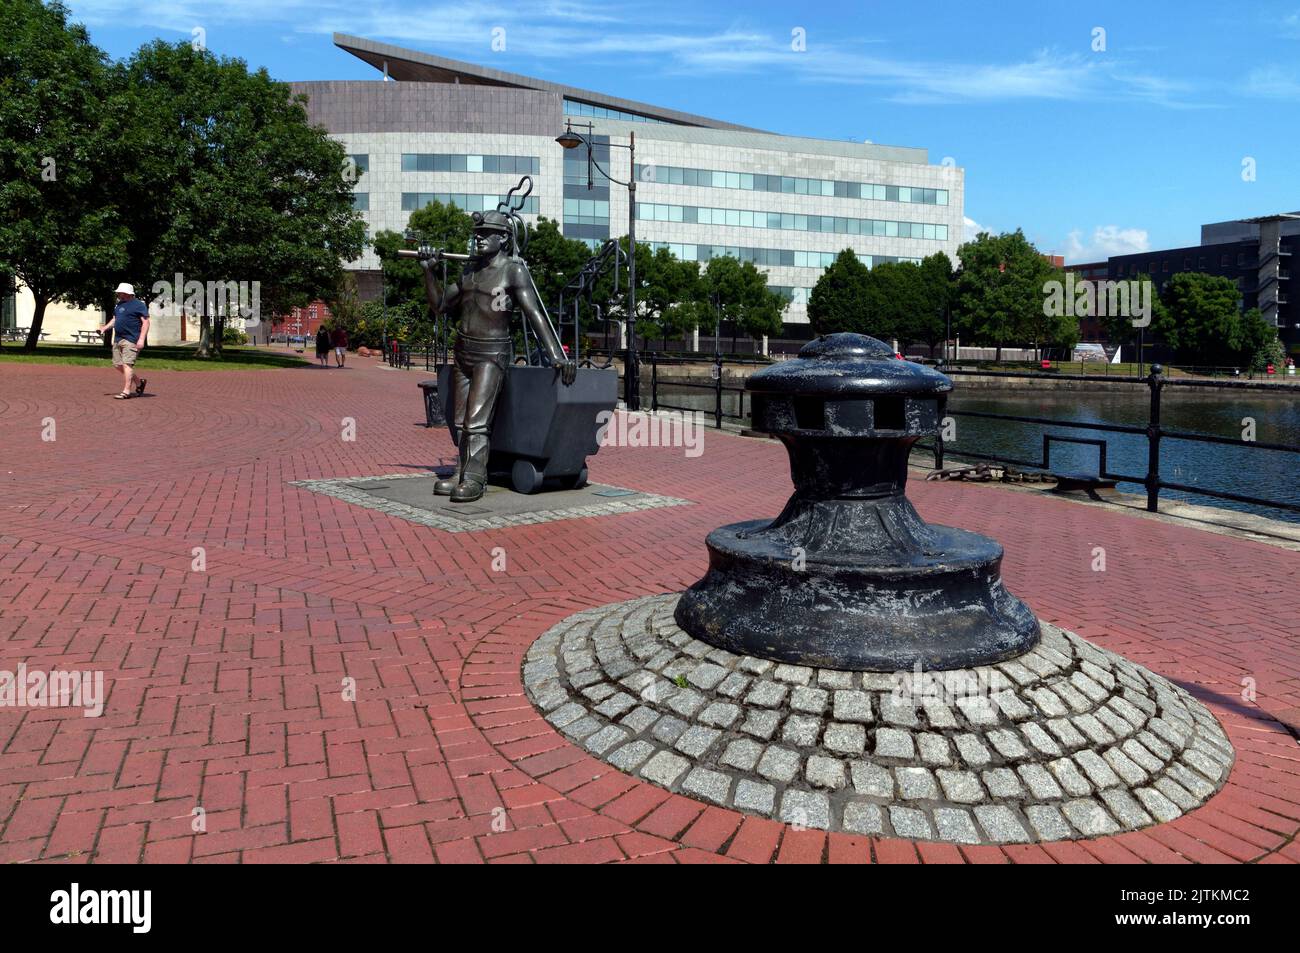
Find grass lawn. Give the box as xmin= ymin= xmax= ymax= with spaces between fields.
xmin=0 ymin=343 xmax=308 ymax=371
xmin=962 ymin=361 xmax=1196 ymax=378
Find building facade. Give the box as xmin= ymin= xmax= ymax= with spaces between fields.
xmin=1068 ymin=213 xmax=1300 ymax=352
xmin=290 ymin=34 xmax=965 ymax=342
xmin=269 ymin=300 xmax=334 ymax=340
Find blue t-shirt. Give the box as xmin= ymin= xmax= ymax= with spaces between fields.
xmin=113 ymin=299 xmax=148 ymax=344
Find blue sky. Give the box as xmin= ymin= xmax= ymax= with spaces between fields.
xmin=66 ymin=0 xmax=1300 ymax=263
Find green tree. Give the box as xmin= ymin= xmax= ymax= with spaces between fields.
xmin=1089 ymin=273 xmax=1166 ymax=360
xmin=909 ymin=252 xmax=955 ymax=357
xmin=637 ymin=246 xmax=714 ymax=349
xmin=0 ymin=0 xmax=129 ymax=350
xmin=373 ymin=199 xmax=473 ymax=316
xmin=1020 ymin=264 xmax=1079 ymax=360
xmin=807 ymin=249 xmax=872 ymax=335
xmin=863 ymin=261 xmax=924 ymax=347
xmin=953 ymin=230 xmax=1059 ymax=361
xmin=1158 ymin=272 xmax=1245 ymax=365
xmin=742 ymin=283 xmax=789 ymax=347
xmin=327 ymin=270 xmax=361 ymax=336
xmin=348 ymin=299 xmax=419 ymax=350
xmin=702 ymin=255 xmax=785 ymax=352
xmin=660 ymin=258 xmax=710 ymax=348
xmin=1235 ymin=308 xmax=1284 ymax=371
xmin=119 ymin=40 xmax=366 ymax=357
xmin=521 ymin=216 xmax=591 ymax=314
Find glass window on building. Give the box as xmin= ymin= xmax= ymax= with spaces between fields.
xmin=352 ymin=193 xmax=369 ymax=211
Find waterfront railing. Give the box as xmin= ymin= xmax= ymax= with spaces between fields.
xmin=916 ymin=367 xmax=1300 ymax=516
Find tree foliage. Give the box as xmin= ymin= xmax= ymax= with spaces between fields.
xmin=118 ymin=40 xmax=365 ymax=357
xmin=0 ymin=6 xmax=366 ymax=356
xmin=953 ymin=229 xmax=1069 ymax=359
xmin=1236 ymin=308 xmax=1283 ymax=371
xmin=1156 ymin=271 xmax=1249 ymax=365
xmin=807 ymin=249 xmax=872 ymax=336
xmin=806 ymin=249 xmax=955 ymax=354
xmin=521 ymin=216 xmax=592 ymax=314
xmin=701 ymin=255 xmax=785 ymax=350
xmin=373 ymin=199 xmax=474 ymax=317
xmin=911 ymin=252 xmax=955 ymax=355
xmin=0 ymin=0 xmax=127 ymax=350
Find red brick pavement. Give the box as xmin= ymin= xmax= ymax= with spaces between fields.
xmin=0 ymin=356 xmax=1297 ymax=864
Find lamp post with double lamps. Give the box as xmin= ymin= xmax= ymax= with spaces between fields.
xmin=556 ymin=120 xmax=640 ymax=409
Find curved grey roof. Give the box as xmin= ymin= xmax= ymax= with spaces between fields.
xmin=333 ymin=33 xmax=766 ymax=133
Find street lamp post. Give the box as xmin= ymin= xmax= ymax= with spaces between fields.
xmin=557 ymin=121 xmax=639 ymax=409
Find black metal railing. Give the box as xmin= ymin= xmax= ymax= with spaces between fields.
xmin=643 ymin=352 xmax=751 ymax=429
xmin=946 ymin=360 xmax=1296 ymax=380
xmin=917 ymin=366 xmax=1300 ymax=516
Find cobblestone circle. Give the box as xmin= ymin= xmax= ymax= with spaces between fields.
xmin=523 ymin=593 xmax=1235 ymax=844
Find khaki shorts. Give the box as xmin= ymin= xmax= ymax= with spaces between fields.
xmin=112 ymin=341 xmax=139 ymax=367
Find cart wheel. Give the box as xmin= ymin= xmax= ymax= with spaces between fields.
xmin=561 ymin=466 xmax=589 ymax=490
xmin=511 ymin=459 xmax=543 ymax=494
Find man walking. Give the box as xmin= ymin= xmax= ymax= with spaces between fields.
xmin=331 ymin=324 xmax=349 ymax=367
xmin=97 ymin=283 xmax=150 ymax=398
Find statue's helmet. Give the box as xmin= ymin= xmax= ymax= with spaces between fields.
xmin=471 ymin=210 xmax=512 ymax=234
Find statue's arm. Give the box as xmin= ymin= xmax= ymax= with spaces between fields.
xmin=511 ymin=263 xmax=574 ymax=383
xmin=420 ymin=258 xmax=460 ymax=314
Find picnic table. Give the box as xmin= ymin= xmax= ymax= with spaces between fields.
xmin=1 ymin=327 xmax=48 ymax=342
xmin=73 ymin=330 xmax=103 ymax=344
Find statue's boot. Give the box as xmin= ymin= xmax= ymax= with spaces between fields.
xmin=451 ymin=433 xmax=489 ymax=503
xmin=434 ymin=441 xmax=465 ymax=496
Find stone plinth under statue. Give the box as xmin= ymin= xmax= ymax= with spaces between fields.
xmin=674 ymin=333 xmax=1040 ymax=671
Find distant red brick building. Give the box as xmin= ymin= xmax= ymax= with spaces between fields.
xmin=1064 ymin=261 xmax=1113 ymax=343
xmin=269 ymin=301 xmax=334 ymax=339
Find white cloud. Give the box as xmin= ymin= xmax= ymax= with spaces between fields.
xmin=1063 ymin=225 xmax=1150 ymax=264
xmin=1242 ymin=65 xmax=1300 ymax=99
xmin=963 ymin=216 xmax=988 ymax=242
xmin=65 ymin=1 xmax=1208 ymax=108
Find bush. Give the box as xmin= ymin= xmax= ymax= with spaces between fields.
xmin=1251 ymin=335 xmax=1286 ymax=372
xmin=222 ymin=326 xmax=249 ymax=346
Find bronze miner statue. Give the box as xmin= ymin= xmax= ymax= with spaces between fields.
xmin=414 ymin=188 xmax=576 ymax=503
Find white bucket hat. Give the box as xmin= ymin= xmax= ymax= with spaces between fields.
xmin=115 ymin=282 xmax=135 ymax=295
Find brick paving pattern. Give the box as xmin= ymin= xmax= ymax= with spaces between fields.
xmin=0 ymin=357 xmax=1297 ymax=864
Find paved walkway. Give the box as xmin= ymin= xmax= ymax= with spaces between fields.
xmin=0 ymin=356 xmax=1296 ymax=863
